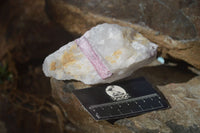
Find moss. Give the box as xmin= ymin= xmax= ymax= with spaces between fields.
xmin=0 ymin=62 xmax=13 ymax=83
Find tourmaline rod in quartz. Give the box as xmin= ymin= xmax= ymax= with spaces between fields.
xmin=76 ymin=36 xmax=112 ymax=79
xmin=42 ymin=23 xmax=158 ymax=84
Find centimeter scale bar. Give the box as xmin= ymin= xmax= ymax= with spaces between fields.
xmin=73 ymin=77 xmax=169 ymax=121
xmin=89 ymin=93 xmax=164 ymax=120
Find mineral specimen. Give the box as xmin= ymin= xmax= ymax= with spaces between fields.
xmin=43 ymin=23 xmax=158 ymax=84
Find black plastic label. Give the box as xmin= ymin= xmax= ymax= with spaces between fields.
xmin=73 ymin=77 xmax=169 ymax=121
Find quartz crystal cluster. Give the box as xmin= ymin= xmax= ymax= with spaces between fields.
xmin=43 ymin=23 xmax=158 ymax=84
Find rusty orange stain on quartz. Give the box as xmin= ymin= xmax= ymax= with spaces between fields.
xmin=105 ymin=49 xmax=122 ymax=64
xmin=61 ymin=44 xmax=83 ymax=68
xmin=69 ymin=44 xmax=77 ymax=51
xmin=62 ymin=51 xmax=76 ymax=67
xmin=134 ymin=33 xmax=148 ymax=45
xmin=105 ymin=56 xmax=116 ymax=64
xmin=50 ymin=44 xmax=82 ymax=72
xmin=50 ymin=62 xmax=56 ymax=71
xmin=113 ymin=49 xmax=122 ymax=59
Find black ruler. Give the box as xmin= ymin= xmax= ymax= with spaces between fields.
xmin=73 ymin=77 xmax=169 ymax=121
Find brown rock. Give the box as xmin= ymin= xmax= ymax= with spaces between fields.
xmin=46 ymin=0 xmax=200 ymax=70
xmin=51 ymin=80 xmax=132 ymax=133
xmin=0 ymin=121 xmax=7 ymax=133
xmin=51 ymin=73 xmax=200 ymax=133
xmin=168 ymin=43 xmax=200 ymax=70
xmin=47 ymin=0 xmax=199 ymax=40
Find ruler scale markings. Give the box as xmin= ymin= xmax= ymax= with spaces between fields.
xmin=89 ymin=93 xmax=158 ymax=109
xmin=89 ymin=95 xmax=165 ymax=119
xmin=95 ymin=104 xmax=165 ymax=119
xmin=73 ymin=77 xmax=169 ymax=120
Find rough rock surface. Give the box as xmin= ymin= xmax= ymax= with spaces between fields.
xmin=46 ymin=0 xmax=200 ymax=69
xmin=66 ymin=0 xmax=200 ymax=40
xmin=0 ymin=121 xmax=7 ymax=133
xmin=51 ymin=72 xmax=200 ymax=133
xmin=0 ymin=0 xmax=199 ymax=132
xmin=43 ymin=23 xmax=157 ymax=84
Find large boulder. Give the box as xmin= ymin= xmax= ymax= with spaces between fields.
xmin=46 ymin=0 xmax=200 ymax=70
xmin=51 ymin=74 xmax=200 ymax=133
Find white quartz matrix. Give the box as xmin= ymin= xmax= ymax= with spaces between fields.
xmin=43 ymin=23 xmax=158 ymax=84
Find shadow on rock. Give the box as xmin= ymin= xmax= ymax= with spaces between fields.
xmin=129 ymin=63 xmax=198 ymax=87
